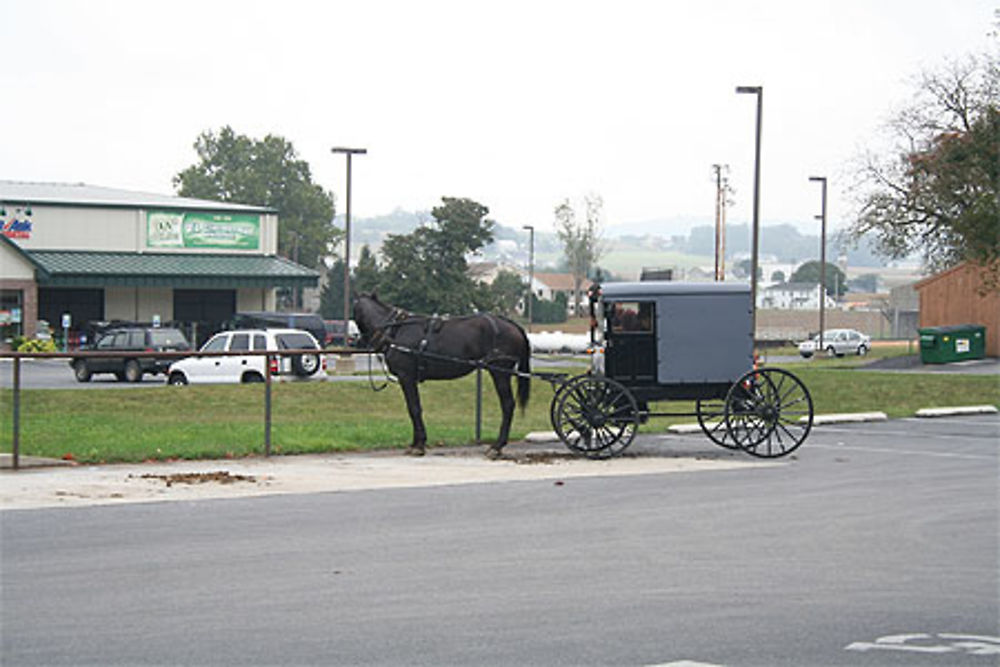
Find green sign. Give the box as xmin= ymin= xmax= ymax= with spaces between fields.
xmin=147 ymin=211 xmax=260 ymax=250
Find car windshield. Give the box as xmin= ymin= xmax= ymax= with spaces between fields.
xmin=276 ymin=333 xmax=317 ymax=350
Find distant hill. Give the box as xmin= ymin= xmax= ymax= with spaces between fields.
xmin=340 ymin=209 xmax=897 ymax=272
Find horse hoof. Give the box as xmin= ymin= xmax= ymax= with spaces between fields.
xmin=484 ymin=447 xmax=503 ymax=460
xmin=406 ymin=446 xmax=426 ymax=457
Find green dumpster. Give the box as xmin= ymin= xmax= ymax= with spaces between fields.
xmin=918 ymin=324 xmax=987 ymax=364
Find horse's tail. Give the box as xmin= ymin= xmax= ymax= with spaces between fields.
xmin=516 ymin=323 xmax=531 ymax=413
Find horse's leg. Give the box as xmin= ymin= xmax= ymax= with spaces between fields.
xmin=485 ymin=367 xmax=516 ymax=459
xmin=399 ymin=377 xmax=427 ymax=456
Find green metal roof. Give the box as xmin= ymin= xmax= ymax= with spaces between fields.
xmin=26 ymin=250 xmax=319 ymax=288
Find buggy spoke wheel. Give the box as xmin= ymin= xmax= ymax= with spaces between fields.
xmin=696 ymin=398 xmax=739 ymax=449
xmin=724 ymin=367 xmax=813 ymax=458
xmin=551 ymin=375 xmax=639 ymax=459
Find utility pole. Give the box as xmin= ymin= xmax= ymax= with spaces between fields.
xmin=522 ymin=225 xmax=535 ymax=332
xmin=736 ymin=85 xmax=763 ymax=340
xmin=331 ymin=146 xmax=367 ymax=347
xmin=712 ymin=164 xmax=730 ymax=281
xmin=809 ymin=176 xmax=828 ymax=356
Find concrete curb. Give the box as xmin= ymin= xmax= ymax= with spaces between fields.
xmin=525 ymin=431 xmax=560 ymax=443
xmin=915 ymin=405 xmax=998 ymax=418
xmin=805 ymin=412 xmax=888 ymax=425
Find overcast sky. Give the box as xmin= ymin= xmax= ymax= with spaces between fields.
xmin=2 ymin=0 xmax=995 ymax=235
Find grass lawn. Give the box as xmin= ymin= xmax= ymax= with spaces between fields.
xmin=1 ymin=362 xmax=997 ymax=464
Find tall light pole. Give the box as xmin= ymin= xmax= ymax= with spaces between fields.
xmin=522 ymin=225 xmax=534 ymax=332
xmin=736 ymin=85 xmax=763 ymax=341
xmin=809 ymin=176 xmax=828 ymax=356
xmin=331 ymin=146 xmax=367 ymax=347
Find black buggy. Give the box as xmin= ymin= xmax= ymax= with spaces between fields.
xmin=548 ymin=281 xmax=814 ymax=459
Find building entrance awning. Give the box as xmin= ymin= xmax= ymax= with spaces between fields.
xmin=26 ymin=251 xmax=319 ymax=289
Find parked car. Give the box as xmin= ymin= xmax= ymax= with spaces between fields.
xmin=323 ymin=319 xmax=361 ymax=347
xmin=228 ymin=311 xmax=326 ymax=346
xmin=166 ymin=328 xmax=324 ymax=385
xmin=71 ymin=326 xmax=192 ymax=382
xmin=798 ymin=328 xmax=871 ymax=358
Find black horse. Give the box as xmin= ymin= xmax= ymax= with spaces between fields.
xmin=353 ymin=293 xmax=531 ymax=458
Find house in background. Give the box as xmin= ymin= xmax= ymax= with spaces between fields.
xmin=915 ymin=262 xmax=999 ymax=356
xmin=757 ymin=282 xmax=835 ymax=310
xmin=532 ymin=272 xmax=587 ymax=315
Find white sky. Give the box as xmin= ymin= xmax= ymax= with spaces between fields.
xmin=2 ymin=0 xmax=995 ymax=234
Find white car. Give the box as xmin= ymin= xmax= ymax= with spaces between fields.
xmin=166 ymin=329 xmax=325 ymax=384
xmin=798 ymin=328 xmax=871 ymax=358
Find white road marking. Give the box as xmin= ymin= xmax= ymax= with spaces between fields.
xmin=809 ymin=443 xmax=996 ymax=461
xmin=846 ymin=633 xmax=1000 ymax=655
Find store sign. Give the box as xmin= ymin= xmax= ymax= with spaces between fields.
xmin=1 ymin=209 xmax=33 ymax=239
xmin=147 ymin=211 xmax=260 ymax=250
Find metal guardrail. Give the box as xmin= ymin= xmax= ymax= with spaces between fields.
xmin=1 ymin=348 xmax=347 ymax=470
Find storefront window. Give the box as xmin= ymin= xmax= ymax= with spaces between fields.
xmin=0 ymin=289 xmax=23 ymax=340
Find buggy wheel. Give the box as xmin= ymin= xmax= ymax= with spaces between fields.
xmin=696 ymin=398 xmax=739 ymax=449
xmin=551 ymin=375 xmax=639 ymax=459
xmin=724 ymin=367 xmax=813 ymax=458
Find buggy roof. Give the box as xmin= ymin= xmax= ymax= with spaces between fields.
xmin=600 ymin=281 xmax=750 ymax=299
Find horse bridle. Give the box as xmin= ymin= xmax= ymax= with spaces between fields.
xmin=368 ymin=307 xmax=410 ymax=353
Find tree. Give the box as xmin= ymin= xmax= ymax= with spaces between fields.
xmin=555 ymin=193 xmax=605 ymax=316
xmin=174 ymin=126 xmax=337 ymax=269
xmin=487 ymin=269 xmax=527 ymax=318
xmin=791 ymin=261 xmax=847 ymax=298
xmin=319 ymin=258 xmax=346 ymax=319
xmin=771 ymin=270 xmax=786 ymax=283
xmin=353 ymin=245 xmax=381 ymax=296
xmin=378 ymin=197 xmax=495 ymax=314
xmin=849 ymin=51 xmax=999 ymax=289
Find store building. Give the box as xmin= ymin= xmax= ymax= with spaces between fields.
xmin=0 ymin=181 xmax=319 ymax=346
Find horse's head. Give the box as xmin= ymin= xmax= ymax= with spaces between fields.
xmin=352 ymin=292 xmax=392 ymax=347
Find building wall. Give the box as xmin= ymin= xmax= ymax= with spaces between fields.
xmin=237 ymin=288 xmax=272 ymax=312
xmin=756 ymin=309 xmax=892 ymax=342
xmin=0 ymin=242 xmax=37 ymax=278
xmin=105 ymin=287 xmax=174 ymax=322
xmin=917 ymin=264 xmax=1000 ymax=356
xmin=13 ymin=205 xmax=278 ymax=255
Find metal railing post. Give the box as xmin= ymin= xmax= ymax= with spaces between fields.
xmin=264 ymin=354 xmax=272 ymax=456
xmin=12 ymin=356 xmax=21 ymax=470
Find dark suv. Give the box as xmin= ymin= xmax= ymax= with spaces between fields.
xmin=71 ymin=326 xmax=192 ymax=382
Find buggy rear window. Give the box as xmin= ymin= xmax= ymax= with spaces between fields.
xmin=276 ymin=333 xmax=317 ymax=350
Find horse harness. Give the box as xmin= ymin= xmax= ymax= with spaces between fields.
xmin=371 ymin=309 xmax=517 ymax=382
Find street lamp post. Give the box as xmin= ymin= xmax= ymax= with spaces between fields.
xmin=522 ymin=225 xmax=534 ymax=332
xmin=331 ymin=146 xmax=367 ymax=347
xmin=736 ymin=85 xmax=763 ymax=342
xmin=809 ymin=176 xmax=828 ymax=357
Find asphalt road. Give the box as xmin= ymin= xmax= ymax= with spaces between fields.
xmin=2 ymin=415 xmax=997 ymax=666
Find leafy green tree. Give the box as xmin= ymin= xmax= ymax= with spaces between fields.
xmin=849 ymin=52 xmax=999 ymax=288
xmin=488 ymin=269 xmax=527 ymax=317
xmin=174 ymin=126 xmax=337 ymax=269
xmin=353 ymin=245 xmax=381 ymax=296
xmin=319 ymin=258 xmax=346 ymax=319
xmin=770 ymin=270 xmax=786 ymax=283
xmin=378 ymin=197 xmax=495 ymax=314
xmin=791 ymin=261 xmax=847 ymax=298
